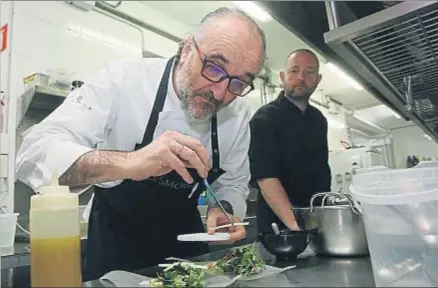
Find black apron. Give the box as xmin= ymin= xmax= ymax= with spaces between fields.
xmin=83 ymin=56 xmax=226 ymax=281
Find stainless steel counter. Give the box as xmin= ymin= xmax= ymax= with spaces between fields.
xmin=83 ymin=242 xmax=375 ymax=287
xmin=1 ymin=242 xmax=375 ymax=287
xmin=235 ymin=256 xmax=374 ymax=287
xmin=1 ymin=214 xmax=257 ymax=270
xmin=1 ymin=243 xmax=30 ymax=270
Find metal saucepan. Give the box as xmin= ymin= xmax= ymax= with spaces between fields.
xmin=294 ymin=192 xmax=369 ymax=257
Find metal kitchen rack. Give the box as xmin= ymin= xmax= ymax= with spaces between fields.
xmin=324 ymin=1 xmax=438 ymax=141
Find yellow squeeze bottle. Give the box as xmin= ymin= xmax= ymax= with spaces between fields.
xmin=30 ymin=172 xmax=82 ymax=287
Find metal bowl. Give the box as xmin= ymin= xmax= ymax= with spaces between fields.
xmin=259 ymin=230 xmax=314 ymax=261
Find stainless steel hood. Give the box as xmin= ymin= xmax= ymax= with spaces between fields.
xmin=324 ymin=1 xmax=438 ymax=141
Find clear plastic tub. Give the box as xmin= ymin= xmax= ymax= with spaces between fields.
xmin=0 ymin=213 xmax=18 ymax=249
xmin=351 ymin=167 xmax=438 ymax=287
xmin=354 ymin=165 xmax=390 ymax=175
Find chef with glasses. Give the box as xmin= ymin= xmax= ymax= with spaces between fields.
xmin=16 ymin=7 xmax=266 ymax=281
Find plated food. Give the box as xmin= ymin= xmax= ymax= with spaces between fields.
xmin=214 ymin=243 xmax=265 ymax=276
xmin=141 ymin=243 xmax=265 ymax=288
xmin=148 ymin=262 xmax=207 ymax=288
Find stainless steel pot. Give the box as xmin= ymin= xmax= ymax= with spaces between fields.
xmin=294 ymin=192 xmax=369 ymax=257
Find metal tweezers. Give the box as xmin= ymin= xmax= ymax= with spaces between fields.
xmin=203 ymin=179 xmax=234 ymax=226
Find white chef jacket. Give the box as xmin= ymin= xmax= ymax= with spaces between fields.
xmin=15 ymin=57 xmax=251 ymax=220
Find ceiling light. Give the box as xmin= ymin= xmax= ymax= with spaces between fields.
xmin=424 ymin=134 xmax=432 ymax=140
xmin=233 ymin=1 xmax=273 ymax=23
xmin=326 ymin=62 xmax=364 ymax=91
xmin=349 ymin=128 xmax=372 ymax=138
xmin=388 ymin=107 xmax=401 ymax=119
xmin=375 ymin=104 xmax=401 ymax=119
xmin=353 ymin=113 xmax=388 ymax=133
xmin=66 ymin=23 xmax=141 ymax=54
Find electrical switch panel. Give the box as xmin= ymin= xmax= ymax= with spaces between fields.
xmin=0 ymin=133 xmax=8 ymax=154
xmin=0 ymin=155 xmax=7 ymax=178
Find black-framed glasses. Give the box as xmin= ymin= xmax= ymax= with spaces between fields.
xmin=193 ymin=40 xmax=255 ymax=97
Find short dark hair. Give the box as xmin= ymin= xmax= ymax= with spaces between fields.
xmin=285 ymin=48 xmax=320 ymax=71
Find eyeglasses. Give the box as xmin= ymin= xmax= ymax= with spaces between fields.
xmin=192 ymin=40 xmax=255 ymax=97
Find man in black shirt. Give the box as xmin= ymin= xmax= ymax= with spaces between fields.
xmin=249 ymin=49 xmax=331 ymax=233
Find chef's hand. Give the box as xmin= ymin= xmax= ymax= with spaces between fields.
xmin=279 ymin=218 xmax=301 ymax=232
xmin=287 ymin=222 xmax=301 ymax=231
xmin=125 ymin=131 xmax=210 ymax=183
xmin=206 ymin=207 xmax=246 ymax=245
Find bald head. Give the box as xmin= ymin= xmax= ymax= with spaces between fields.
xmin=198 ymin=7 xmax=267 ymax=65
xmin=173 ymin=7 xmax=267 ymax=120
xmin=285 ymin=49 xmax=320 ymax=71
xmin=280 ymin=49 xmax=322 ymax=103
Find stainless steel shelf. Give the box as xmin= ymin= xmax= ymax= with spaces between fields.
xmin=17 ymin=85 xmax=69 ymax=128
xmin=324 ymin=1 xmax=438 ymax=142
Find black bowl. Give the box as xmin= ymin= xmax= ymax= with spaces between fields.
xmin=259 ymin=230 xmax=314 ymax=261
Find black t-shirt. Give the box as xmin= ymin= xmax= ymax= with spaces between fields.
xmin=249 ymin=92 xmax=332 ymax=232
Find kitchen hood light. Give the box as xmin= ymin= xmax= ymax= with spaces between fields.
xmin=233 ymin=1 xmax=273 ymax=23
xmin=374 ymin=104 xmax=401 ymax=119
xmin=389 ymin=108 xmax=401 ymax=119
xmin=353 ymin=113 xmax=387 ymax=133
xmin=424 ymin=134 xmax=432 ymax=140
xmin=326 ymin=62 xmax=364 ymax=91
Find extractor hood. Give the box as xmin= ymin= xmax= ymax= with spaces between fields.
xmin=324 ymin=1 xmax=438 ymax=142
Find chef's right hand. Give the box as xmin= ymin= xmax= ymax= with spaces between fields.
xmin=287 ymin=222 xmax=301 ymax=231
xmin=124 ymin=131 xmax=210 ymax=183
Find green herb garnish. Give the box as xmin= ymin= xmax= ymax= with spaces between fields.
xmin=146 ymin=243 xmax=265 ymax=287
xmin=150 ymin=262 xmax=206 ymax=287
xmin=215 ymin=243 xmax=265 ymax=277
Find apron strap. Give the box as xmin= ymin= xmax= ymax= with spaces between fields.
xmin=138 ymin=56 xmax=221 ymax=171
xmin=211 ymin=114 xmax=221 ymax=170
xmin=141 ymin=56 xmax=175 ymax=145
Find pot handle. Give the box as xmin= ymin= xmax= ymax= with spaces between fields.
xmin=306 ymin=233 xmax=313 ymax=245
xmin=310 ymin=191 xmax=363 ymax=215
xmin=309 ymin=192 xmax=339 ymax=212
xmin=347 ymin=185 xmax=363 ymax=215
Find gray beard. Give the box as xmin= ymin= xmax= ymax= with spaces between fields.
xmin=180 ymin=90 xmax=219 ymax=121
xmin=175 ymin=68 xmax=213 ymax=120
xmin=175 ymin=62 xmax=227 ymax=121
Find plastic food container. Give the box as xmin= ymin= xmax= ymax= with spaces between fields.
xmin=351 ymin=167 xmax=438 ymax=287
xmin=0 ymin=213 xmax=19 ymax=250
xmin=30 ymin=173 xmax=82 ymax=287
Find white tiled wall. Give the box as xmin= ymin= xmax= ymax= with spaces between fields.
xmin=8 ymin=1 xmax=182 ymax=99
xmin=1 ymin=0 xmax=187 ymax=212
xmin=1 ymin=0 xmax=14 ymax=212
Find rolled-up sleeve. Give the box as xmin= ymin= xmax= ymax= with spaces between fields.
xmin=249 ymin=108 xmax=279 ymax=181
xmin=210 ymin=107 xmax=251 ymax=220
xmin=16 ymin=63 xmax=119 ymax=193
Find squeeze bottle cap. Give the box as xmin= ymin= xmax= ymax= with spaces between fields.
xmin=38 ymin=171 xmax=70 ymax=194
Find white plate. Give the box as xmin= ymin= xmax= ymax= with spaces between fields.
xmin=177 ymin=232 xmax=230 ymax=242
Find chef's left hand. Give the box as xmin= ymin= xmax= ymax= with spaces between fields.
xmin=206 ymin=207 xmax=246 ymax=245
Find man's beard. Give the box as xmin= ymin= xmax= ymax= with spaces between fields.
xmin=284 ymin=84 xmax=315 ymax=102
xmin=175 ymin=62 xmax=224 ymax=121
